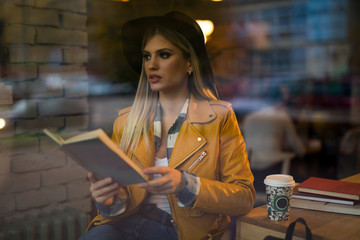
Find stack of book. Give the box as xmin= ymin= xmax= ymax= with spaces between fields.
xmin=291 ymin=176 xmax=360 ymax=216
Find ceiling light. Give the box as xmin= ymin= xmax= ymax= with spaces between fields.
xmin=196 ymin=20 xmax=214 ymax=43
xmin=0 ymin=118 xmax=5 ymax=130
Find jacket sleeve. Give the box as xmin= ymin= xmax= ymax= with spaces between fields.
xmin=192 ymin=107 xmax=256 ymax=216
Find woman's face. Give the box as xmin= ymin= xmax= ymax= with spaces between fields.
xmin=143 ymin=34 xmax=191 ymax=95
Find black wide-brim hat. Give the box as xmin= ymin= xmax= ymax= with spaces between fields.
xmin=121 ymin=11 xmax=209 ymax=74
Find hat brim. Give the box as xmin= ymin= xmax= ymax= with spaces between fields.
xmin=121 ymin=12 xmax=205 ymax=74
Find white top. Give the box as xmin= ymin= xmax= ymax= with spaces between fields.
xmin=145 ymin=157 xmax=172 ymax=214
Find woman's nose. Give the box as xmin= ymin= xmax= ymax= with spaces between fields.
xmin=147 ymin=57 xmax=158 ymax=70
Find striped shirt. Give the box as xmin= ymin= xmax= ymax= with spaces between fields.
xmin=153 ymin=97 xmax=200 ymax=208
xmin=153 ymin=98 xmax=189 ymax=159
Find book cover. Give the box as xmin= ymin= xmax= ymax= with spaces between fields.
xmin=298 ymin=177 xmax=360 ymax=200
xmin=292 ymin=186 xmax=357 ymax=206
xmin=43 ymin=128 xmax=147 ymax=186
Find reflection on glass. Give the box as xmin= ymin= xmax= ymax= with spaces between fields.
xmin=0 ymin=0 xmax=359 ymax=232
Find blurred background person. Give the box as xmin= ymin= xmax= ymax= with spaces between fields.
xmin=242 ymin=85 xmax=306 ymax=196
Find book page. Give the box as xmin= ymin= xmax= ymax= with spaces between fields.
xmin=43 ymin=128 xmax=64 ymax=145
xmin=63 ymin=129 xmax=105 ymax=144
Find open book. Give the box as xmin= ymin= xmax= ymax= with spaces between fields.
xmin=43 ymin=128 xmax=146 ymax=186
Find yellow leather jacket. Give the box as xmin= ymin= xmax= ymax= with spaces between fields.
xmin=89 ymin=95 xmax=255 ymax=240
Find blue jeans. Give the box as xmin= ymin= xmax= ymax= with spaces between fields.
xmin=79 ymin=206 xmax=178 ymax=240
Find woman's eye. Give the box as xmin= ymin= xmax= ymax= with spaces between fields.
xmin=143 ymin=54 xmax=151 ymax=61
xmin=160 ymin=52 xmax=171 ymax=59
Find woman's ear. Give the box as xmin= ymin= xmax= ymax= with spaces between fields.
xmin=187 ymin=59 xmax=193 ymax=74
xmin=187 ymin=69 xmax=193 ymax=76
xmin=187 ymin=64 xmax=193 ymax=76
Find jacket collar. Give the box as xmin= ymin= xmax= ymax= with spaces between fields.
xmin=188 ymin=95 xmax=216 ymax=123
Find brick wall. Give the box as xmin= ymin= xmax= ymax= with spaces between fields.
xmin=0 ymin=0 xmax=92 ymax=221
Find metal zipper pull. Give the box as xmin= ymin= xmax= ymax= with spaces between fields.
xmin=187 ymin=151 xmax=207 ymax=171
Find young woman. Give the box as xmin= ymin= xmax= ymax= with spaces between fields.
xmin=81 ymin=11 xmax=255 ymax=240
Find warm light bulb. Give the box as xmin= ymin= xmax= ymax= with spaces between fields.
xmin=196 ymin=20 xmax=214 ymax=37
xmin=196 ymin=20 xmax=214 ymax=43
xmin=0 ymin=118 xmax=5 ymax=130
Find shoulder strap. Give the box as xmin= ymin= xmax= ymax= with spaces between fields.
xmin=285 ymin=218 xmax=312 ymax=240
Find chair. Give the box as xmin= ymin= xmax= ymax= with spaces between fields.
xmin=248 ymin=150 xmax=295 ymax=175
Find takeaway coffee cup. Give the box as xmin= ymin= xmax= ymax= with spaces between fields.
xmin=264 ymin=174 xmax=295 ymax=221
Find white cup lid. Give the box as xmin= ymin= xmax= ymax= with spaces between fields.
xmin=264 ymin=174 xmax=295 ymax=187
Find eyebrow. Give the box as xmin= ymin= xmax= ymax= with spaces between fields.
xmin=143 ymin=48 xmax=174 ymax=54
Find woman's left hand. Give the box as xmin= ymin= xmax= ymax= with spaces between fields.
xmin=138 ymin=167 xmax=186 ymax=195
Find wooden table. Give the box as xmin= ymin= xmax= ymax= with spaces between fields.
xmin=236 ymin=174 xmax=360 ymax=240
xmin=236 ymin=205 xmax=360 ymax=240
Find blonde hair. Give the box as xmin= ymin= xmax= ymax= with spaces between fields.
xmin=119 ymin=26 xmax=218 ymax=153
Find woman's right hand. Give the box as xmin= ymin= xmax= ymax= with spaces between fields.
xmin=88 ymin=171 xmax=120 ymax=205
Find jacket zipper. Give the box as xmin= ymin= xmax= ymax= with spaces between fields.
xmin=173 ymin=140 xmax=206 ymax=169
xmin=186 ymin=151 xmax=207 ymax=171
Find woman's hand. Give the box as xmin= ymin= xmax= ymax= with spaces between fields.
xmin=138 ymin=167 xmax=186 ymax=195
xmin=88 ymin=171 xmax=120 ymax=205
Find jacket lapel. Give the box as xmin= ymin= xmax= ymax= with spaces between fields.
xmin=187 ymin=95 xmax=216 ymax=124
xmin=169 ymin=96 xmax=216 ymax=168
xmin=130 ymin=96 xmax=217 ymax=169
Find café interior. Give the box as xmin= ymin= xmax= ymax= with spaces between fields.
xmin=0 ymin=0 xmax=359 ymax=239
